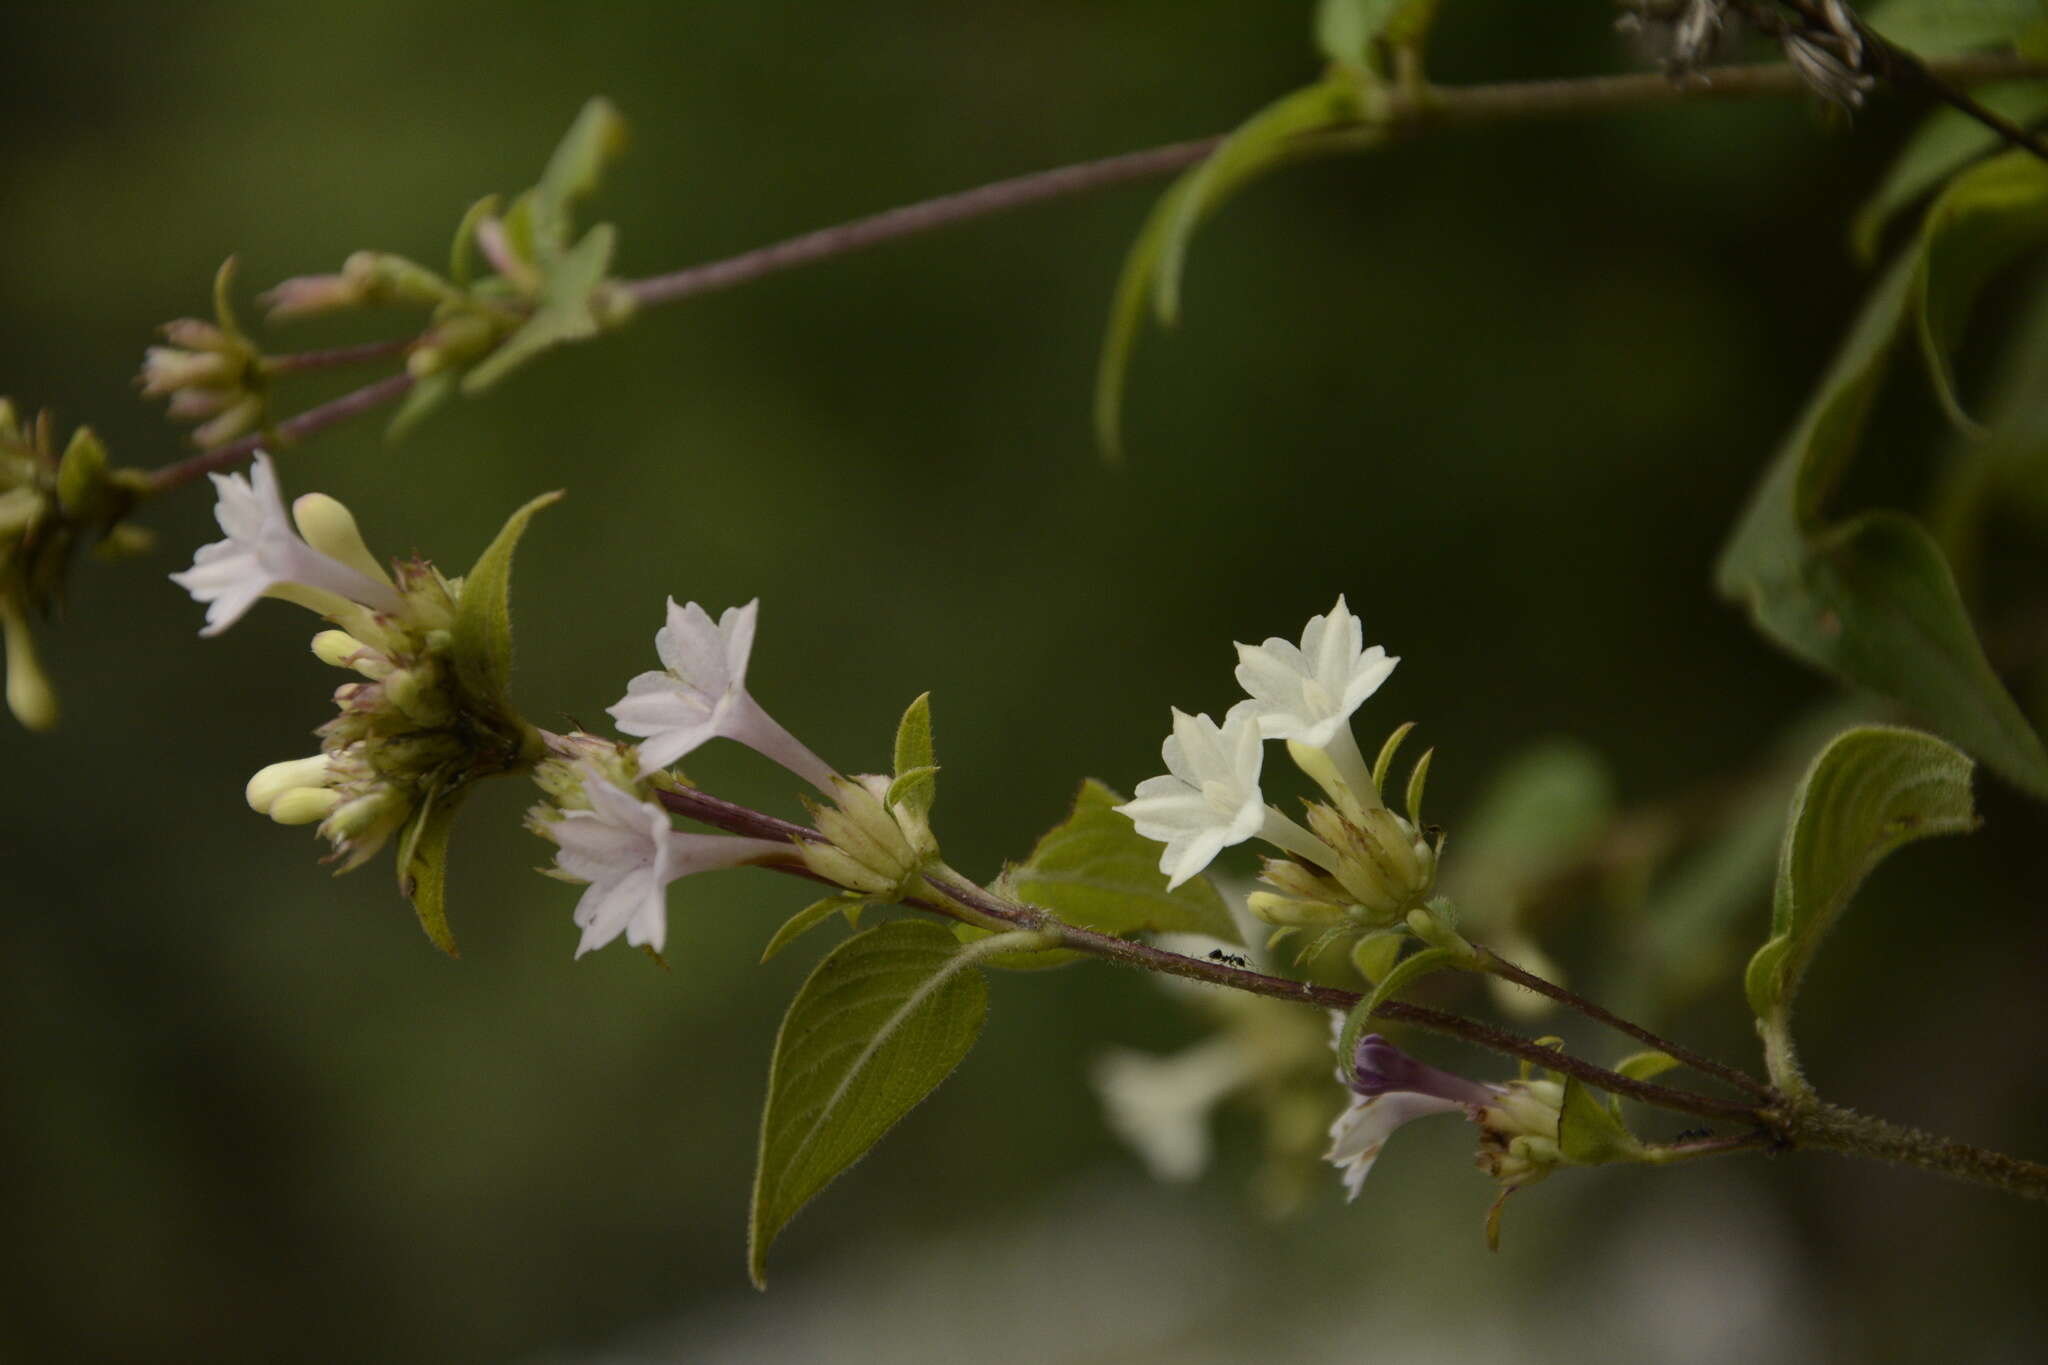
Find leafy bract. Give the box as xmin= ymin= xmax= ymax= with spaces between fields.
xmin=1556 ymin=1076 xmax=1645 ymax=1166
xmin=462 ymin=224 xmax=622 ymax=392
xmin=1000 ymin=779 xmax=1238 ymax=942
xmin=396 ymin=788 xmax=464 ymax=958
xmin=1852 ymin=83 xmax=2048 ymax=262
xmin=451 ymin=489 xmax=562 ymax=715
xmin=761 ymin=894 xmax=867 ymax=963
xmin=1744 ymin=727 xmax=1977 ymax=1081
xmin=749 ymin=921 xmax=992 ymax=1287
xmin=888 ymin=692 xmax=937 ymax=819
xmin=1096 ymin=77 xmax=1373 ymax=459
xmin=1314 ymin=0 xmax=1442 ymax=71
xmin=1715 ymin=258 xmax=2048 ymax=798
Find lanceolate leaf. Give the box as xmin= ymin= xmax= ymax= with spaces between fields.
xmin=1716 ymin=259 xmax=2048 ymax=798
xmin=1851 ymin=83 xmax=2048 ymax=262
xmin=462 ymin=223 xmax=621 ymax=392
xmin=1004 ymin=779 xmax=1238 ymax=942
xmin=1556 ymin=1076 xmax=1645 ymax=1166
xmin=1096 ymin=78 xmax=1374 ymax=459
xmin=531 ymin=97 xmax=629 ymax=263
xmin=1335 ymin=945 xmax=1460 ymax=1084
xmin=396 ymin=789 xmax=466 ymax=958
xmin=1744 ymin=726 xmax=1977 ymax=1030
xmin=1314 ymin=0 xmax=1445 ymax=71
xmin=450 ymin=489 xmax=563 ymax=715
xmin=889 ymin=692 xmax=937 ymax=820
xmin=749 ymin=921 xmax=992 ymax=1287
xmin=1914 ymin=149 xmax=2048 ymax=430
xmin=760 ymin=894 xmax=866 ymax=963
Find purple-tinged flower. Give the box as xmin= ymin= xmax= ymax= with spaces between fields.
xmin=608 ymin=597 xmax=837 ymax=790
xmin=1326 ymin=1032 xmax=1500 ymax=1201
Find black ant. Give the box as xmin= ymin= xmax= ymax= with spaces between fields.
xmin=1207 ymin=949 xmax=1250 ymax=968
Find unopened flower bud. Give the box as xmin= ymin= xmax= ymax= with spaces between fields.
xmin=139 ymin=347 xmax=233 ymax=397
xmin=1476 ymin=1078 xmax=1566 ymax=1189
xmin=159 ymin=318 xmax=230 ymax=351
xmin=292 ymin=494 xmax=395 ymax=589
xmin=247 ymin=755 xmax=334 ymax=814
xmin=260 ymin=273 xmax=367 ymax=321
xmin=270 ymin=786 xmax=344 ymax=826
xmin=1246 ymin=890 xmax=1347 ymax=928
xmin=190 ymin=395 xmax=264 ymax=449
xmin=800 ymin=774 xmax=930 ymax=897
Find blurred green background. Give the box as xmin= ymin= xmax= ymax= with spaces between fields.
xmin=3 ymin=3 xmax=2045 ymax=1361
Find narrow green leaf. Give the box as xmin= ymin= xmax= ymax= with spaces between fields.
xmin=462 ymin=223 xmax=619 ymax=392
xmin=1153 ymin=80 xmax=1365 ymax=327
xmin=1851 ymin=83 xmax=2048 ymax=263
xmin=1745 ymin=725 xmax=1978 ymax=1027
xmin=1716 ymin=258 xmax=2048 ymax=798
xmin=1613 ymin=1050 xmax=1681 ymax=1083
xmin=1095 ymin=79 xmax=1372 ymax=460
xmin=531 ymin=97 xmax=629 ymax=262
xmin=396 ymin=790 xmax=465 ymax=958
xmin=449 ymin=489 xmax=563 ymax=715
xmin=386 ymin=371 xmax=456 ymax=442
xmin=889 ymin=692 xmax=936 ymax=819
xmin=1335 ymin=944 xmax=1459 ymax=1084
xmin=1007 ymin=779 xmax=1239 ymax=941
xmin=761 ymin=895 xmax=866 ymax=963
xmin=749 ymin=921 xmax=990 ymax=1287
xmin=450 ymin=194 xmax=501 ymax=286
xmin=1314 ymin=0 xmax=1444 ymax=70
xmin=1914 ymin=149 xmax=2048 ymax=431
xmin=1556 ymin=1076 xmax=1645 ymax=1165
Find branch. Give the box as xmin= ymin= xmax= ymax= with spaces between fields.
xmin=148 ymin=372 xmax=416 ymax=494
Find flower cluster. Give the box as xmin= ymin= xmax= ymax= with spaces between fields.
xmin=178 ymin=453 xmax=534 ymax=874
xmin=1116 ymin=597 xmax=1441 ymax=952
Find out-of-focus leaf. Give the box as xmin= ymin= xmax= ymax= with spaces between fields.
xmin=462 ymin=224 xmax=619 ymax=392
xmin=1445 ymin=739 xmax=1614 ymax=927
xmin=1717 ymin=258 xmax=2048 ymax=797
xmin=531 ymin=97 xmax=629 ymax=262
xmin=1096 ymin=79 xmax=1372 ymax=459
xmin=450 ymin=489 xmax=563 ymax=715
xmin=1745 ymin=727 xmax=1977 ymax=1081
xmin=1865 ymin=0 xmax=2047 ymax=54
xmin=1613 ymin=1050 xmax=1681 ymax=1083
xmin=396 ymin=789 xmax=465 ymax=958
xmin=1852 ymin=83 xmax=2048 ymax=262
xmin=1314 ymin=0 xmax=1442 ymax=69
xmin=1000 ymin=779 xmax=1239 ymax=942
xmin=1913 ymin=150 xmax=2048 ymax=430
xmin=386 ymin=372 xmax=456 ymax=441
xmin=1931 ymin=267 xmax=2048 ymax=576
xmin=761 ymin=895 xmax=866 ymax=963
xmin=749 ymin=921 xmax=990 ymax=1287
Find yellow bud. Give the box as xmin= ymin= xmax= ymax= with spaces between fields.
xmin=270 ymin=787 xmax=343 ymax=825
xmin=292 ymin=494 xmax=394 ymax=588
xmin=247 ymin=756 xmax=333 ymax=813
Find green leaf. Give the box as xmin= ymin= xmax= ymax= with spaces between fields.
xmin=531 ymin=97 xmax=629 ymax=263
xmin=889 ymin=692 xmax=936 ymax=819
xmin=1350 ymin=928 xmax=1404 ymax=983
xmin=450 ymin=194 xmax=501 ymax=286
xmin=1851 ymin=83 xmax=2048 ymax=262
xmin=1744 ymin=726 xmax=1977 ymax=1034
xmin=1443 ymin=739 xmax=1613 ymax=929
xmin=1334 ymin=944 xmax=1460 ymax=1084
xmin=1716 ymin=258 xmax=2048 ymax=798
xmin=1314 ymin=0 xmax=1443 ymax=70
xmin=1914 ymin=149 xmax=2048 ymax=430
xmin=1003 ymin=779 xmax=1238 ymax=942
xmin=1153 ymin=80 xmax=1366 ymax=327
xmin=1613 ymin=1050 xmax=1681 ymax=1083
xmin=1095 ymin=79 xmax=1371 ymax=460
xmin=396 ymin=789 xmax=465 ymax=958
xmin=1866 ymin=0 xmax=2047 ymax=53
xmin=450 ymin=489 xmax=563 ymax=716
xmin=749 ymin=921 xmax=991 ymax=1287
xmin=386 ymin=371 xmax=457 ymax=441
xmin=1556 ymin=1076 xmax=1646 ymax=1166
xmin=949 ymin=921 xmax=1082 ymax=971
xmin=761 ymin=895 xmax=866 ymax=963
xmin=462 ymin=223 xmax=619 ymax=392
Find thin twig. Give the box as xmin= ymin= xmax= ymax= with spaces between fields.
xmin=1478 ymin=946 xmax=1777 ymax=1099
xmin=147 ymin=372 xmax=416 ymax=493
xmin=259 ymin=337 xmax=414 ymax=376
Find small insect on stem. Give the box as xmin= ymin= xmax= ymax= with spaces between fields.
xmin=1208 ymin=949 xmax=1250 ymax=968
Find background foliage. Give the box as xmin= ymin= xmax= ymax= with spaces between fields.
xmin=2 ymin=2 xmax=2044 ymax=1360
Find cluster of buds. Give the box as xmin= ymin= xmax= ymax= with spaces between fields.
xmin=798 ymin=773 xmax=940 ymax=900
xmin=263 ymin=248 xmax=514 ymax=385
xmin=1116 ymin=597 xmax=1443 ymax=969
xmin=139 ymin=261 xmax=267 ymax=448
xmin=177 ymin=453 xmax=543 ymax=883
xmin=0 ymin=401 xmax=153 ymax=729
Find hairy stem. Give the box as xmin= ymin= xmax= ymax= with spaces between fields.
xmin=1478 ymin=945 xmax=1776 ymax=1099
xmin=1781 ymin=1097 xmax=2048 ymax=1201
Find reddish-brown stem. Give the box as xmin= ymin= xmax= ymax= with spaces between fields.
xmin=1478 ymin=947 xmax=1776 ymax=1099
xmin=147 ymin=372 xmax=416 ymax=493
xmin=258 ymin=337 xmax=413 ymax=376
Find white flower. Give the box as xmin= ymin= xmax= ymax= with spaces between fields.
xmin=541 ymin=766 xmax=789 ymax=957
xmin=1115 ymin=703 xmax=1268 ymax=890
xmin=1234 ymin=595 xmax=1396 ymax=804
xmin=170 ymin=452 xmax=404 ymax=635
xmin=1091 ymin=1035 xmax=1264 ymax=1182
xmin=608 ymin=598 xmax=837 ymax=790
xmin=1326 ymin=1031 xmax=1499 ymax=1201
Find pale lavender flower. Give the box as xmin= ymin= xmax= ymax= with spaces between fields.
xmin=541 ymin=766 xmax=788 ymax=957
xmin=608 ymin=597 xmax=837 ymax=789
xmin=1326 ymin=1032 xmax=1499 ymax=1201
